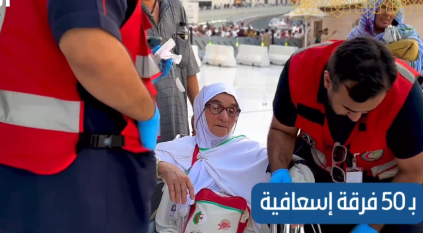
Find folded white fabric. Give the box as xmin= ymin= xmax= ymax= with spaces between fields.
xmin=154 ymin=38 xmax=183 ymax=64
xmin=287 ymin=156 xmax=318 ymax=233
xmin=289 ymin=155 xmax=315 ymax=183
xmin=383 ymin=25 xmax=402 ymax=44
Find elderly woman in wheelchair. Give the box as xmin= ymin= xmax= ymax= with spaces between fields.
xmin=151 ymin=83 xmax=314 ymax=233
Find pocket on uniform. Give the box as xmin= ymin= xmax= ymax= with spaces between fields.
xmin=173 ymin=35 xmax=190 ymax=69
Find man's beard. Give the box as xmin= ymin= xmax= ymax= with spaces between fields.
xmin=327 ymin=92 xmax=344 ymax=117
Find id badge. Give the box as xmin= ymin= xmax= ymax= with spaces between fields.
xmin=346 ymin=153 xmax=363 ymax=183
xmin=346 ymin=167 xmax=363 ymax=183
xmin=166 ymin=203 xmax=177 ymax=220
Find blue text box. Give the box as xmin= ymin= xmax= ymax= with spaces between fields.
xmin=251 ymin=183 xmax=423 ymax=224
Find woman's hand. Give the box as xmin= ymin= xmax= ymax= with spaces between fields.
xmin=159 ymin=162 xmax=195 ymax=204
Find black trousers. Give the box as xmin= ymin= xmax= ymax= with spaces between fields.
xmin=0 ymin=149 xmax=156 ymax=233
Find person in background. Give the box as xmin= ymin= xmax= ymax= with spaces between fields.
xmin=191 ymin=27 xmax=199 ymax=36
xmin=210 ymin=26 xmax=217 ymax=36
xmin=294 ymin=28 xmax=304 ymax=39
xmin=292 ymin=24 xmax=301 ymax=36
xmin=287 ymin=29 xmax=293 ymax=38
xmin=205 ymin=27 xmax=212 ymax=37
xmin=237 ymin=29 xmax=246 ymax=37
xmin=255 ymin=31 xmax=261 ymax=39
xmin=283 ymin=30 xmax=293 ymax=46
xmin=321 ymin=28 xmax=337 ymax=42
xmin=306 ymin=23 xmax=312 ymax=46
xmin=294 ymin=28 xmax=305 ymax=47
xmin=142 ymin=0 xmax=201 ymax=141
xmin=263 ymin=29 xmax=271 ymax=47
xmin=247 ymin=28 xmax=256 ymax=37
xmin=221 ymin=27 xmax=231 ymax=37
xmin=0 ymin=0 xmax=164 ymax=232
xmin=315 ymin=30 xmax=323 ymax=44
xmin=216 ymin=27 xmax=222 ymax=37
xmin=197 ymin=25 xmax=206 ymax=35
xmin=348 ymin=0 xmax=423 ymax=74
xmin=231 ymin=27 xmax=238 ymax=37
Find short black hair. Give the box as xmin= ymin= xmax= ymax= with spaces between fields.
xmin=327 ymin=37 xmax=397 ymax=103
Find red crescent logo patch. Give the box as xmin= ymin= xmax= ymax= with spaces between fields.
xmin=361 ymin=150 xmax=384 ymax=161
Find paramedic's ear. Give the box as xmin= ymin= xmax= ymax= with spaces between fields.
xmin=323 ymin=70 xmax=332 ymax=90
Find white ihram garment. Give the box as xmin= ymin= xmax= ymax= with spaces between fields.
xmin=155 ymin=82 xmax=270 ymax=233
xmin=155 ymin=135 xmax=270 ymax=233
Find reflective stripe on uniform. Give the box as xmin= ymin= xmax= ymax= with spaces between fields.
xmin=0 ymin=4 xmax=6 ymax=34
xmin=371 ymin=160 xmax=397 ymax=178
xmin=136 ymin=54 xmax=161 ymax=79
xmin=378 ymin=167 xmax=398 ymax=180
xmin=0 ymin=90 xmax=81 ymax=133
xmin=313 ymin=146 xmax=398 ymax=179
xmin=396 ymin=62 xmax=416 ymax=84
xmin=311 ymin=147 xmax=331 ymax=172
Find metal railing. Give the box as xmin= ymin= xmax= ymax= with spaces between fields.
xmin=197 ymin=5 xmax=294 ymax=23
xmin=189 ymin=34 xmax=304 ymax=51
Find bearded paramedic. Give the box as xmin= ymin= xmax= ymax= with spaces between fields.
xmin=267 ymin=37 xmax=423 ymax=233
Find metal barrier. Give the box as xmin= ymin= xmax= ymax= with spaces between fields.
xmin=191 ymin=35 xmax=303 ymax=51
xmin=197 ymin=5 xmax=294 ymax=23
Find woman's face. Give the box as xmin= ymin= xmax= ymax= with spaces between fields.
xmin=204 ymin=93 xmax=240 ymax=137
xmin=374 ymin=1 xmax=397 ymax=31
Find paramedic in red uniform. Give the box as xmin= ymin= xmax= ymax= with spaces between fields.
xmin=0 ymin=0 xmax=162 ymax=232
xmin=267 ymin=37 xmax=423 ymax=233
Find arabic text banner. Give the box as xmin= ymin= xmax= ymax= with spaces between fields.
xmin=251 ymin=183 xmax=423 ymax=224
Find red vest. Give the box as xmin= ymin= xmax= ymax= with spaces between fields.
xmin=289 ymin=40 xmax=418 ymax=180
xmin=0 ymin=0 xmax=159 ymax=175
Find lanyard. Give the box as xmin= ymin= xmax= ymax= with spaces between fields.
xmin=186 ymin=145 xmax=199 ymax=175
xmin=191 ymin=145 xmax=199 ymax=166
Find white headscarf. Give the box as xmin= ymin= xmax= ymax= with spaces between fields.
xmin=193 ymin=82 xmax=238 ymax=149
xmin=155 ymin=83 xmax=270 ymax=233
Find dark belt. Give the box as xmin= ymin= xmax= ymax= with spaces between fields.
xmin=78 ymin=134 xmax=125 ymax=148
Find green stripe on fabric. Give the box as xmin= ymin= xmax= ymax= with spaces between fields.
xmin=199 ymin=135 xmax=246 ymax=151
xmin=196 ymin=200 xmax=243 ymax=214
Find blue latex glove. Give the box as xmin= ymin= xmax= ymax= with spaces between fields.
xmin=151 ymin=45 xmax=161 ymax=54
xmin=269 ymin=169 xmax=292 ymax=183
xmin=351 ymin=224 xmax=378 ymax=233
xmin=137 ymin=105 xmax=160 ymax=151
xmin=151 ymin=45 xmax=173 ymax=83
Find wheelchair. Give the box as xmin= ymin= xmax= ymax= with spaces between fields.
xmin=149 ymin=134 xmax=307 ymax=233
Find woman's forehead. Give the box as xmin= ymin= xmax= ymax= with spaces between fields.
xmin=209 ymin=93 xmax=238 ymax=106
xmin=378 ymin=0 xmax=402 ymax=9
xmin=372 ymin=0 xmax=403 ymax=19
xmin=380 ymin=1 xmax=396 ymax=7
